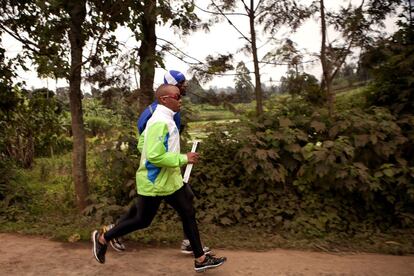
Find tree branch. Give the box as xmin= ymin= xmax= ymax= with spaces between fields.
xmin=194 ymin=3 xmax=247 ymax=16
xmin=254 ymin=0 xmax=265 ymax=13
xmin=258 ymin=59 xmax=318 ymax=66
xmin=240 ymin=0 xmax=250 ymax=13
xmin=210 ymin=0 xmax=252 ymax=43
xmin=73 ymin=25 xmax=107 ymax=74
xmin=0 ymin=25 xmax=41 ymax=56
xmin=157 ymin=37 xmax=204 ymax=64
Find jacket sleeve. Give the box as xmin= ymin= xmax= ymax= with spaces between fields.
xmin=137 ymin=132 xmax=144 ymax=153
xmin=144 ymin=122 xmax=187 ymax=168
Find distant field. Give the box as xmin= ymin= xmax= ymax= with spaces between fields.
xmin=190 ymin=104 xmax=238 ymax=121
xmin=188 ymin=118 xmax=240 ymax=140
xmin=187 ymin=104 xmax=241 ymax=140
xmin=187 ymin=86 xmax=368 ymax=140
xmin=335 ymin=86 xmax=368 ymax=110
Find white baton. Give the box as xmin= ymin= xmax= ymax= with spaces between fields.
xmin=183 ymin=141 xmax=199 ymax=184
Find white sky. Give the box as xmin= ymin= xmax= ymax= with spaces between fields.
xmin=2 ymin=0 xmax=399 ymax=92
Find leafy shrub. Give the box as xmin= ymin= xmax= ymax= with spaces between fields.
xmin=85 ymin=116 xmax=112 ymax=136
xmin=86 ymin=131 xmax=140 ymax=223
xmin=0 ymin=157 xmax=14 ymax=200
xmin=362 ymin=23 xmax=414 ymax=116
xmin=187 ymin=97 xmax=414 ymax=236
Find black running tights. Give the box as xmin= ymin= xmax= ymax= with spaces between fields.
xmin=103 ymin=185 xmax=204 ymax=258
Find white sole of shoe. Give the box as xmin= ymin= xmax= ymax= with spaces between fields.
xmin=110 ymin=240 xmax=125 ymax=252
xmin=181 ymin=248 xmax=212 ymax=255
xmin=91 ymin=230 xmax=104 ymax=264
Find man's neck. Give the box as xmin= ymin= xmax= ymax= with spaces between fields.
xmin=156 ymin=104 xmax=175 ymax=117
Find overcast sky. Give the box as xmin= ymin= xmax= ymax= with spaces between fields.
xmin=2 ymin=0 xmax=399 ymax=92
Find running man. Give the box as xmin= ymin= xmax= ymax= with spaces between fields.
xmin=92 ymin=84 xmax=226 ymax=272
xmin=103 ymin=70 xmax=210 ymax=255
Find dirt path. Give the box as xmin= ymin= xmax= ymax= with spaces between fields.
xmin=1 ymin=233 xmax=413 ymax=276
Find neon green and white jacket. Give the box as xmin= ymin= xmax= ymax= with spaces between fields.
xmin=136 ymin=104 xmax=188 ymax=196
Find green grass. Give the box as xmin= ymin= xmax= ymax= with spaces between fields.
xmin=190 ymin=104 xmax=238 ymax=122
xmin=335 ymin=86 xmax=369 ymax=111
xmin=1 ymin=216 xmax=413 ymax=255
xmin=186 ymin=103 xmax=243 ymax=140
xmin=187 ymin=119 xmax=239 ymax=140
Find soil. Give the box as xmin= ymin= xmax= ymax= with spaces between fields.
xmin=1 ymin=233 xmax=413 ymax=276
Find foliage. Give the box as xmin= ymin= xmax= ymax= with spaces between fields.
xmin=186 ymin=77 xmax=208 ymax=104
xmin=279 ymin=70 xmax=323 ymax=105
xmin=234 ymin=62 xmax=254 ymax=103
xmin=1 ymin=87 xmax=413 ymax=247
xmin=332 ymin=63 xmax=364 ymax=88
xmin=190 ymin=54 xmax=234 ymax=83
xmin=1 ymin=1 xmax=413 ymax=248
xmin=0 ymin=87 xmax=68 ymax=167
xmin=0 ymin=154 xmax=74 ymax=223
xmin=362 ymin=20 xmax=414 ymax=116
xmin=91 ymin=131 xmax=139 ymax=203
xmin=315 ymin=0 xmax=403 ymax=116
xmin=83 ymin=98 xmax=124 ymax=137
xmin=0 ymin=158 xmax=15 ymax=201
xmin=187 ymin=96 xmax=414 ymax=236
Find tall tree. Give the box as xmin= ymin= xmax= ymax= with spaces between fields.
xmin=0 ymin=0 xmax=202 ymax=209
xmin=0 ymin=0 xmax=133 ymax=210
xmin=126 ymin=0 xmax=201 ymax=112
xmin=136 ymin=0 xmax=157 ymax=113
xmin=191 ymin=0 xmax=311 ymax=116
xmin=65 ymin=0 xmax=89 ymax=210
xmin=187 ymin=76 xmax=207 ymax=104
xmin=234 ymin=61 xmax=253 ymax=103
xmin=361 ymin=1 xmax=414 ymax=115
xmin=317 ymin=0 xmax=402 ymax=116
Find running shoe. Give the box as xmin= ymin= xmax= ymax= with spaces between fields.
xmin=103 ymin=224 xmax=126 ymax=252
xmin=194 ymin=254 xmax=227 ymax=273
xmin=181 ymin=239 xmax=211 ymax=255
xmin=92 ymin=230 xmax=107 ymax=264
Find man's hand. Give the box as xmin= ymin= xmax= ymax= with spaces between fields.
xmin=186 ymin=152 xmax=199 ymax=164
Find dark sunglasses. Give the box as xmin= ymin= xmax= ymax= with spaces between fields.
xmin=161 ymin=94 xmax=181 ymax=101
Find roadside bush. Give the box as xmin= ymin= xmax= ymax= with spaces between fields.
xmin=0 ymin=157 xmax=14 ymax=200
xmin=189 ymin=98 xmax=414 ymax=236
xmin=0 ymin=168 xmax=33 ymax=222
xmin=85 ymin=131 xmax=139 ymax=224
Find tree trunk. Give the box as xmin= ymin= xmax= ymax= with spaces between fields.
xmin=319 ymin=0 xmax=334 ymax=117
xmin=67 ymin=0 xmax=89 ymax=211
xmin=249 ymin=0 xmax=263 ymax=116
xmin=138 ymin=0 xmax=157 ymax=113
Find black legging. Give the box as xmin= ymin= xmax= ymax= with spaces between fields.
xmin=114 ymin=183 xmax=194 ymax=240
xmin=103 ymin=185 xmax=204 ymax=258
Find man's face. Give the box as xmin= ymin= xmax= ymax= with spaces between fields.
xmin=176 ymin=80 xmax=187 ymax=96
xmin=160 ymin=86 xmax=182 ymax=112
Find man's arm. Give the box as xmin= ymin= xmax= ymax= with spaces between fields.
xmin=145 ymin=122 xmax=187 ymax=168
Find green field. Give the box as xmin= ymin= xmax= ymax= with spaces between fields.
xmin=187 ymin=103 xmax=242 ymax=140
xmin=188 ymin=119 xmax=239 ymax=140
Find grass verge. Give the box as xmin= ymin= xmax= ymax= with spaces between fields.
xmin=1 ymin=217 xmax=413 ymax=255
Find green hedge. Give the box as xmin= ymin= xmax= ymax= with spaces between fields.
xmin=186 ymin=100 xmax=414 ymax=236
